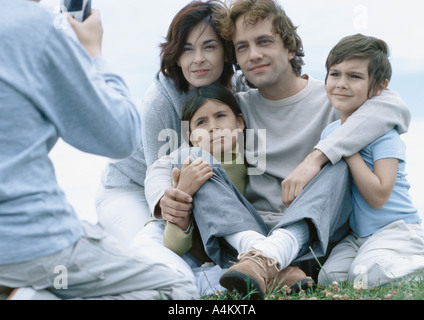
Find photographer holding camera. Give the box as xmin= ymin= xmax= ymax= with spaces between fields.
xmin=0 ymin=0 xmax=198 ymax=300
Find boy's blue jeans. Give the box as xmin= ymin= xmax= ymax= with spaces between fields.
xmin=172 ymin=147 xmax=352 ymax=270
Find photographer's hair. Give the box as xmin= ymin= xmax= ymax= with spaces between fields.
xmin=181 ymin=84 xmax=244 ymax=144
xmin=325 ymin=33 xmax=392 ymax=97
xmin=218 ymin=0 xmax=305 ymax=82
xmin=160 ymin=0 xmax=234 ymax=92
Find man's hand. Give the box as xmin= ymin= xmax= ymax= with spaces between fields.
xmin=282 ymin=149 xmax=329 ymax=207
xmin=67 ymin=9 xmax=103 ymax=57
xmin=157 ymin=167 xmax=192 ymax=227
xmin=158 ymin=157 xmax=213 ymax=230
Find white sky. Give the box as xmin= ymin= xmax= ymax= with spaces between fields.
xmin=37 ymin=0 xmax=423 ymax=221
xmin=41 ymin=0 xmax=424 ymax=79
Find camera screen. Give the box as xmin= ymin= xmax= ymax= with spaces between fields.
xmin=64 ymin=0 xmax=83 ymax=12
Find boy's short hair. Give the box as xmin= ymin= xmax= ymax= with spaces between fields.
xmin=325 ymin=33 xmax=392 ymax=96
xmin=219 ymin=0 xmax=305 ymax=77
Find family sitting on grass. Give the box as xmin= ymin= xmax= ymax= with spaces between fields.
xmin=1 ymin=0 xmax=423 ymax=300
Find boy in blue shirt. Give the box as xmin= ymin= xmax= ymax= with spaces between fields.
xmin=318 ymin=34 xmax=424 ymax=287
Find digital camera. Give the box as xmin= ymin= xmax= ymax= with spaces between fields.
xmin=61 ymin=0 xmax=91 ymax=22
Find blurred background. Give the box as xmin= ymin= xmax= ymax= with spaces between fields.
xmin=37 ymin=0 xmax=423 ymax=222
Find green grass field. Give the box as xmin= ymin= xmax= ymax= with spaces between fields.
xmin=203 ymin=275 xmax=424 ymax=300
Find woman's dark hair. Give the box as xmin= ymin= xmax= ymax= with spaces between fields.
xmin=160 ymin=0 xmax=234 ymax=92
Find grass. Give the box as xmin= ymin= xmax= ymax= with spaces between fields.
xmin=202 ymin=248 xmax=424 ymax=301
xmin=202 ymin=277 xmax=424 ymax=300
xmin=201 ymin=260 xmax=424 ymax=301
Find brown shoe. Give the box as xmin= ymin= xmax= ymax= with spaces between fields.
xmin=271 ymin=265 xmax=315 ymax=293
xmin=219 ymin=249 xmax=279 ymax=299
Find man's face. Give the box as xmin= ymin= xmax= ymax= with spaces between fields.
xmin=232 ymin=14 xmax=295 ymax=92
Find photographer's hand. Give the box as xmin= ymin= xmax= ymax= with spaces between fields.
xmin=67 ymin=9 xmax=103 ymax=57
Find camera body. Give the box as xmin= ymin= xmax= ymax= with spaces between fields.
xmin=61 ymin=0 xmax=91 ymax=22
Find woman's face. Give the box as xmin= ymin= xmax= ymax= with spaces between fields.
xmin=178 ymin=23 xmax=225 ymax=90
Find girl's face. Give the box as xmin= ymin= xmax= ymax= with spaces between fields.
xmin=178 ymin=23 xmax=226 ymax=90
xmin=189 ymin=100 xmax=245 ymax=155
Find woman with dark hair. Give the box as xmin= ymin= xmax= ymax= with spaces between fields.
xmin=159 ymin=1 xmax=234 ymax=92
xmin=95 ymin=0 xmax=235 ymax=295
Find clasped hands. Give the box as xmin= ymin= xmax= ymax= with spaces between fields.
xmin=159 ymin=157 xmax=213 ymax=230
xmin=158 ymin=149 xmax=328 ymax=229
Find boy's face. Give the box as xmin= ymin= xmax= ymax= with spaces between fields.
xmin=326 ymin=58 xmax=372 ymax=122
xmin=189 ymin=100 xmax=245 ymax=155
xmin=232 ymin=14 xmax=295 ymax=93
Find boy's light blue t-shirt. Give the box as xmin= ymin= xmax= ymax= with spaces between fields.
xmin=321 ymin=121 xmax=420 ymax=237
